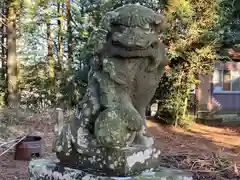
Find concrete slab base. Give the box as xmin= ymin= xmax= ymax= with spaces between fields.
xmin=28 ymin=159 xmax=193 ymax=180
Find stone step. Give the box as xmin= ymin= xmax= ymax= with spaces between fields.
xmin=28 ymin=159 xmax=193 ymax=180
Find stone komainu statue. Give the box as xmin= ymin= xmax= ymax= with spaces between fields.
xmin=53 ymin=4 xmax=169 ymax=176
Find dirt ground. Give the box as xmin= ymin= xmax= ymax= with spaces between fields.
xmin=1 ymin=118 xmax=240 ymax=180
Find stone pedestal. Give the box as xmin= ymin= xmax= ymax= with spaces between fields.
xmin=28 ymin=159 xmax=193 ymax=180
xmin=57 ymin=145 xmax=162 ymax=176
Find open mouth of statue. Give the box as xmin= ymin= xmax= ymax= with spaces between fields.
xmin=107 ymin=42 xmax=158 ymax=59
xmin=111 ymin=40 xmax=155 ymax=51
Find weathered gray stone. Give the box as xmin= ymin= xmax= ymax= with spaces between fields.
xmin=52 ymin=3 xmax=169 ymax=153
xmin=28 ymin=159 xmax=193 ymax=180
xmin=57 ymin=145 xmax=161 ymax=176
xmin=45 ymin=3 xmax=171 ymax=178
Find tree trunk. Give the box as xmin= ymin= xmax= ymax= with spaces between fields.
xmin=175 ymin=71 xmax=184 ymax=127
xmin=65 ymin=0 xmax=73 ymax=106
xmin=47 ymin=22 xmax=54 ymax=84
xmin=66 ymin=0 xmax=72 ymax=66
xmin=182 ymin=87 xmax=190 ymax=118
xmin=6 ymin=0 xmax=19 ymax=108
xmin=44 ymin=2 xmax=55 ymax=85
xmin=1 ymin=1 xmax=6 ymax=80
xmin=57 ymin=2 xmax=63 ymax=70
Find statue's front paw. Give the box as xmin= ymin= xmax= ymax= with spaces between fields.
xmin=94 ymin=108 xmax=129 ymax=147
xmin=136 ymin=134 xmax=154 ymax=148
xmin=134 ymin=127 xmax=154 ymax=148
xmin=125 ymin=107 xmax=143 ymax=132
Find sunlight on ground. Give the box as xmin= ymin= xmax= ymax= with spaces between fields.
xmin=190 ymin=124 xmax=240 ymax=148
xmin=146 ymin=120 xmax=153 ymax=128
xmin=147 ymin=119 xmax=240 ymax=156
xmin=175 ymin=123 xmax=240 ymax=148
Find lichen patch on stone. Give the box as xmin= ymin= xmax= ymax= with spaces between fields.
xmin=126 ymin=149 xmax=153 ymax=168
xmin=153 ymin=150 xmax=161 ymax=159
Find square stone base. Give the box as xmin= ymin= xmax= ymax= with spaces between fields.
xmin=57 ymin=145 xmax=162 ymax=176
xmin=28 ymin=159 xmax=193 ymax=180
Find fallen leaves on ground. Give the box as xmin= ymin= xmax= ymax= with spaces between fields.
xmin=1 ymin=113 xmax=240 ymax=180
xmin=148 ymin=120 xmax=240 ymax=180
